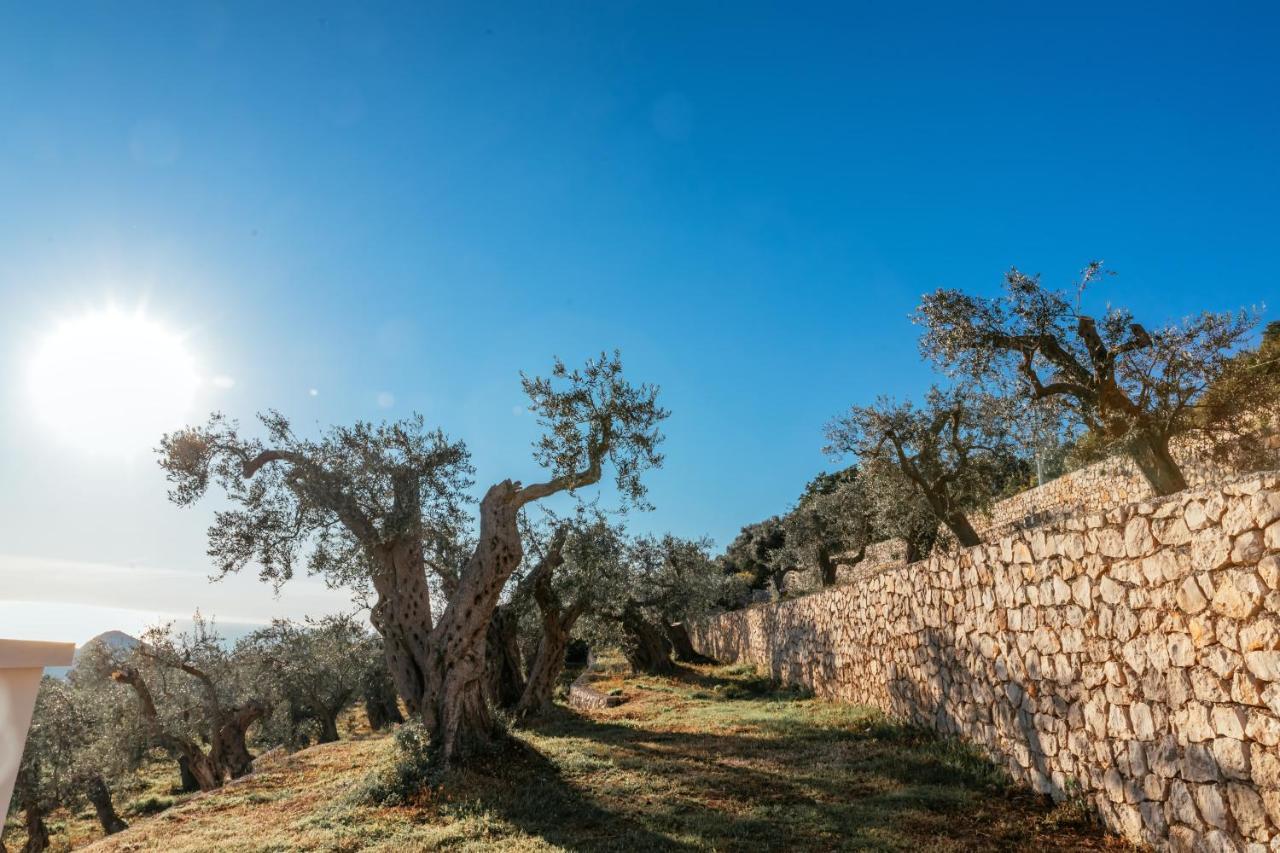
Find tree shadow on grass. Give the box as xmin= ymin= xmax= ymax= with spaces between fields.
xmin=437 ymin=735 xmax=702 ymax=852
xmin=512 ymin=700 xmax=1122 ymax=853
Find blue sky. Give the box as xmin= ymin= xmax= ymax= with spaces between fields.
xmin=1 ymin=2 xmax=1277 ymax=642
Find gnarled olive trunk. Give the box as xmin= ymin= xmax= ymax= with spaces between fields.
xmin=211 ymin=701 xmax=268 ymax=780
xmin=177 ymin=756 xmax=201 ymax=792
xmin=369 ymin=539 xmax=436 ymax=718
xmin=485 ymin=606 xmax=526 ymax=710
xmin=86 ymin=775 xmax=128 ymax=835
xmin=664 ymin=622 xmax=713 ymax=664
xmin=621 ymin=602 xmax=676 ymax=675
xmin=317 ymin=710 xmax=340 ymax=744
xmin=420 ymin=480 xmax=526 ymax=763
xmin=816 ymin=545 xmax=839 ymax=587
xmin=113 ymin=666 xmax=223 ymax=791
xmin=21 ymin=803 xmax=49 ymax=853
xmin=515 ymin=624 xmax=570 ymax=717
xmin=917 ymin=488 xmax=981 ymax=548
xmin=1127 ymin=428 xmax=1188 ymax=496
xmin=943 ymin=511 xmax=981 ymax=548
xmin=512 ymin=529 xmax=573 ymax=718
xmin=18 ymin=783 xmax=48 ymax=850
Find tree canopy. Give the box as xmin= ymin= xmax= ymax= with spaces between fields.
xmin=915 ymin=262 xmax=1259 ymax=495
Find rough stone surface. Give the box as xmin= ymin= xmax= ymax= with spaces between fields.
xmin=694 ymin=473 xmax=1280 ymax=851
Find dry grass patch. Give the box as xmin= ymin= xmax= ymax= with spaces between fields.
xmin=56 ymin=663 xmax=1136 ymax=851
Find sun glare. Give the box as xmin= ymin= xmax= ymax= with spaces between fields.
xmin=27 ymin=308 xmax=199 ymax=455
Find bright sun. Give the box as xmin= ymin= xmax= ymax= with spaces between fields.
xmin=27 ymin=308 xmax=200 ymax=455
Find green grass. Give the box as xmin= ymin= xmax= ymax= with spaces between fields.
xmin=17 ymin=663 xmax=1132 ymax=852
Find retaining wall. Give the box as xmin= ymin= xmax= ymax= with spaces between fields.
xmin=693 ymin=473 xmax=1280 ymax=851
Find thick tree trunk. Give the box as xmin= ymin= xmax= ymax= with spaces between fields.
xmin=621 ymin=602 xmax=676 ymax=675
xmin=421 ymin=480 xmax=526 ymax=763
xmin=211 ymin=701 xmax=267 ymax=780
xmin=20 ymin=804 xmax=49 ymax=853
xmin=1128 ymin=430 xmax=1188 ymax=496
xmin=185 ymin=750 xmax=222 ymax=791
xmin=317 ymin=711 xmax=340 ymax=744
xmin=516 ymin=621 xmax=571 ymax=717
xmin=513 ymin=530 xmax=575 ymax=718
xmin=363 ymin=668 xmax=404 ymax=731
xmin=943 ymin=511 xmax=982 ymax=548
xmin=177 ymin=756 xmax=200 ymax=793
xmin=816 ymin=545 xmax=838 ymax=587
xmin=484 ymin=606 xmax=526 ymax=710
xmin=86 ymin=775 xmax=129 ymax=835
xmin=369 ymin=540 xmax=436 ymax=718
xmin=665 ymin=622 xmax=713 ymax=664
xmin=113 ymin=665 xmax=223 ymax=791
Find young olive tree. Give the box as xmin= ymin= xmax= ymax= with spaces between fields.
xmin=111 ymin=618 xmax=268 ymax=791
xmin=158 ymin=352 xmax=666 ymax=764
xmin=826 ymin=388 xmax=1020 ymax=548
xmin=916 ymin=262 xmax=1260 ymax=495
xmin=783 ymin=468 xmax=876 ymax=587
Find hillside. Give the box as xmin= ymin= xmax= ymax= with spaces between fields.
xmin=46 ymin=630 xmax=139 ymax=680
xmin=56 ymin=664 xmax=1131 ymax=853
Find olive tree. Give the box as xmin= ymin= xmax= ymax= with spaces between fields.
xmin=111 ymin=617 xmax=268 ymax=791
xmin=244 ymin=615 xmax=374 ymax=745
xmin=158 ymin=352 xmax=667 ymax=764
xmin=511 ymin=514 xmax=630 ymax=716
xmin=7 ymin=675 xmax=134 ymax=853
xmin=11 ymin=680 xmax=88 ymax=853
xmin=826 ymin=388 xmax=1020 ymax=548
xmin=586 ymin=534 xmax=735 ymax=673
xmin=916 ymin=262 xmax=1260 ymax=495
xmin=718 ymin=516 xmax=793 ymax=595
xmin=783 ymin=468 xmax=876 ymax=586
xmin=857 ymin=456 xmax=942 ymax=562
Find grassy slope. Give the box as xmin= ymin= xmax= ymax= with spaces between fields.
xmin=33 ymin=664 xmax=1132 ymax=852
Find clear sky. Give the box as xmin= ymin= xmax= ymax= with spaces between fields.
xmin=1 ymin=2 xmax=1277 ymax=644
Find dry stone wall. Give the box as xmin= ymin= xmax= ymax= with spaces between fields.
xmin=692 ymin=473 xmax=1280 ymax=851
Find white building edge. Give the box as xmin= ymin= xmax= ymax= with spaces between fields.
xmin=0 ymin=639 xmax=75 ymax=831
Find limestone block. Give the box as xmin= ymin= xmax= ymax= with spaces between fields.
xmin=1226 ymin=499 xmax=1262 ymax=536
xmin=1169 ymin=779 xmax=1202 ymax=827
xmin=1247 ymin=652 xmax=1280 ymax=683
xmin=1235 ymin=530 xmax=1268 ymax=566
xmin=1252 ymin=491 xmax=1280 ymax=530
xmin=1246 ymin=712 xmax=1280 ymax=747
xmin=1195 ymin=782 xmax=1231 ymax=829
xmin=1228 ymin=783 xmax=1272 ymax=842
xmin=1178 ymin=576 xmax=1210 ymax=615
xmin=1100 ymin=576 xmax=1126 ymax=605
xmin=1126 ymin=517 xmax=1155 ymax=558
xmin=1213 ymin=571 xmax=1268 ymax=619
xmin=1212 ymin=736 xmax=1251 ymax=781
xmin=1253 ymin=748 xmax=1280 ymax=790
xmin=1242 ymin=619 xmax=1280 ymax=653
xmin=1261 ymin=555 xmax=1280 ymax=590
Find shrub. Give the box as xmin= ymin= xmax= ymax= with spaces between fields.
xmin=354 ymin=721 xmax=436 ymax=806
